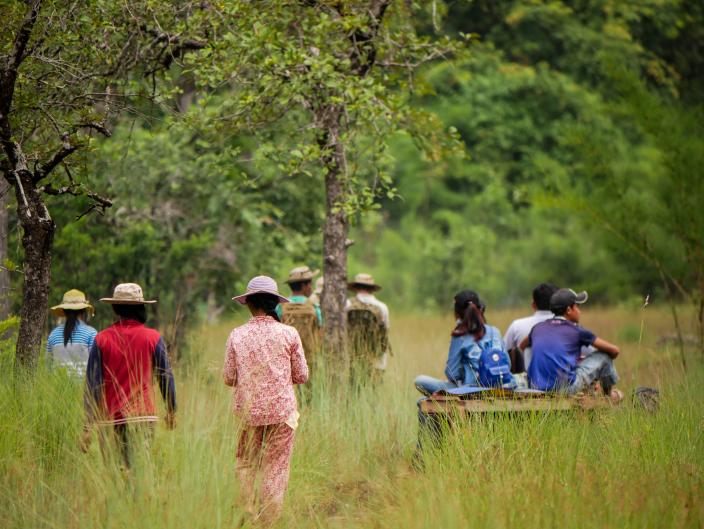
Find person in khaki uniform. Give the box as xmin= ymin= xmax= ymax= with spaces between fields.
xmin=345 ymin=273 xmax=390 ymax=382
xmin=308 ymin=276 xmax=324 ymax=307
xmin=275 ymin=267 xmax=322 ymax=383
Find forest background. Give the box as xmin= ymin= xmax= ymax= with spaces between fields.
xmin=1 ymin=0 xmax=703 ymax=359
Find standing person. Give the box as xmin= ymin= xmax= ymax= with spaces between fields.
xmin=345 ymin=273 xmax=390 ymax=379
xmin=47 ymin=289 xmax=97 ymax=377
xmin=276 ymin=266 xmax=322 ymax=380
xmin=308 ymin=276 xmax=324 ymax=307
xmin=224 ymin=276 xmax=308 ymax=526
xmin=519 ymin=288 xmax=622 ymax=401
xmin=83 ymin=283 xmax=176 ymax=467
xmin=414 ymin=290 xmax=512 ymax=395
xmin=503 ymin=283 xmax=558 ymax=377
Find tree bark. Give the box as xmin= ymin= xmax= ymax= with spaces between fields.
xmin=7 ymin=158 xmax=55 ymax=371
xmin=319 ymin=109 xmax=349 ymax=362
xmin=0 ymin=180 xmax=10 ymax=319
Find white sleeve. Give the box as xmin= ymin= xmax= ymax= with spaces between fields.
xmin=503 ymin=322 xmax=517 ymax=350
xmin=380 ymin=302 xmax=390 ymax=328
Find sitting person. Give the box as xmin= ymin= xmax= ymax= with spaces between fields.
xmin=519 ymin=288 xmax=622 ymax=401
xmin=414 ymin=290 xmax=512 ymax=396
xmin=503 ymin=283 xmax=558 ymax=377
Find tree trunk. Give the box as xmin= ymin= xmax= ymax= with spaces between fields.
xmin=7 ymin=161 xmax=55 ymax=371
xmin=319 ymin=111 xmax=349 ymax=363
xmin=0 ymin=180 xmax=10 ymax=319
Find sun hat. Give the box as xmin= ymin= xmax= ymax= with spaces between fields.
xmin=285 ymin=266 xmax=319 ymax=284
xmin=51 ymin=289 xmax=95 ymax=317
xmin=233 ymin=275 xmax=290 ymax=305
xmin=100 ymin=283 xmax=157 ymax=304
xmin=348 ymin=273 xmax=381 ymax=291
xmin=550 ymin=288 xmax=588 ymax=312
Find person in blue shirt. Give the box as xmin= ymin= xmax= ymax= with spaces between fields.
xmin=519 ymin=288 xmax=622 ymax=401
xmin=47 ymin=289 xmax=98 ymax=377
xmin=414 ymin=290 xmax=507 ymax=396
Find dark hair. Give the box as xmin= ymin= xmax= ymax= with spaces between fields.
xmin=112 ymin=304 xmax=148 ymax=324
xmin=246 ymin=293 xmax=281 ymax=322
xmin=288 ymin=280 xmax=311 ymax=293
xmin=551 ymin=304 xmax=571 ymax=316
xmin=452 ymin=290 xmax=486 ymax=338
xmin=63 ymin=309 xmax=87 ymax=347
xmin=533 ymin=283 xmax=559 ymax=311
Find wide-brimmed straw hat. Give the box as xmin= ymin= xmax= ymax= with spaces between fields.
xmin=51 ymin=289 xmax=95 ymax=317
xmin=100 ymin=283 xmax=157 ymax=305
xmin=348 ymin=273 xmax=382 ymax=291
xmin=233 ymin=275 xmax=290 ymax=305
xmin=285 ymin=266 xmax=319 ymax=284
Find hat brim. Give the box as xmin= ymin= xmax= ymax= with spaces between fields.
xmin=285 ymin=269 xmax=320 ymax=284
xmin=51 ymin=303 xmax=95 ymax=317
xmin=348 ymin=282 xmax=382 ymax=292
xmin=232 ymin=290 xmax=290 ymax=305
xmin=99 ymin=298 xmax=157 ymax=304
xmin=574 ymin=291 xmax=588 ymax=304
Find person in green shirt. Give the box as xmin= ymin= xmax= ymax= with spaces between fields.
xmin=275 ymin=266 xmax=323 ymax=325
xmin=276 ymin=267 xmax=322 ymax=402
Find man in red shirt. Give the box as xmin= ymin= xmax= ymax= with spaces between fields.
xmin=84 ymin=283 xmax=176 ymax=466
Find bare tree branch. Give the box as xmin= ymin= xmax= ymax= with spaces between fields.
xmin=40 ymin=182 xmax=113 ymax=220
xmin=33 ymin=134 xmax=79 ymax=183
xmin=73 ymin=122 xmax=112 ymax=137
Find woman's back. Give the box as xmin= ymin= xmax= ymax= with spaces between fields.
xmin=446 ymin=324 xmax=505 ymax=385
xmin=46 ymin=321 xmax=97 ymax=376
xmin=224 ymin=315 xmax=308 ymax=426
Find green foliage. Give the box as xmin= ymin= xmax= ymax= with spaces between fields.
xmin=347 ymin=0 xmax=704 ymax=311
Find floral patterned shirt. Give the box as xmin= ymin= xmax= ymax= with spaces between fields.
xmin=223 ymin=315 xmax=308 ymax=426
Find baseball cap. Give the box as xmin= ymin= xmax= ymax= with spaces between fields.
xmin=550 ymin=288 xmax=588 ymax=312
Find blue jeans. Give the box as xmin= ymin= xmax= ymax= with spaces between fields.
xmin=413 ymin=375 xmax=460 ymax=396
xmin=568 ymin=352 xmax=619 ymax=395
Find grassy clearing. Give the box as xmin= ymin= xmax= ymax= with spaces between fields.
xmin=0 ymin=306 xmax=702 ymax=528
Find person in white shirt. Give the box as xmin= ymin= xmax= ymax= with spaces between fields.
xmin=345 ymin=273 xmax=390 ymax=373
xmin=503 ymin=283 xmax=558 ymax=374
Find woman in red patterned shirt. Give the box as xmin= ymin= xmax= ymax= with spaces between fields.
xmin=223 ymin=275 xmax=309 ymax=525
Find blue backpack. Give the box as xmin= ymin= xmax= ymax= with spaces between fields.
xmin=477 ymin=329 xmax=514 ymax=388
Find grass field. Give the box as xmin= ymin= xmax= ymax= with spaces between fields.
xmin=1 ymin=306 xmax=702 ymax=528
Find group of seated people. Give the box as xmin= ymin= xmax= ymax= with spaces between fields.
xmin=414 ymin=283 xmax=623 ymax=402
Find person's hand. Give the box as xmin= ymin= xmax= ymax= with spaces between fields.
xmin=79 ymin=425 xmax=92 ymax=453
xmin=165 ymin=411 xmax=176 ymax=430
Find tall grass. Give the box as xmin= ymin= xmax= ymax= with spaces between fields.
xmin=0 ymin=307 xmax=702 ymax=528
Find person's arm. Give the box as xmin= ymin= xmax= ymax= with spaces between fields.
xmin=223 ymin=333 xmax=237 ymax=387
xmin=153 ymin=338 xmax=176 ymax=427
xmin=380 ymin=302 xmax=390 ymax=329
xmin=592 ymin=337 xmax=620 ymax=358
xmin=518 ymin=335 xmax=531 ymax=352
xmin=315 ymin=304 xmax=323 ymax=327
xmin=290 ymin=331 xmax=309 ymax=384
xmin=444 ymin=338 xmax=464 ymax=384
xmin=503 ymin=323 xmax=517 ymax=351
xmin=84 ymin=342 xmax=104 ymax=423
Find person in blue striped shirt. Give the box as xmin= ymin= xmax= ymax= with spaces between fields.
xmin=47 ymin=289 xmax=98 ymax=377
